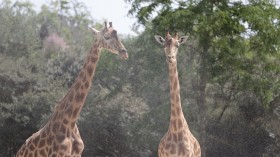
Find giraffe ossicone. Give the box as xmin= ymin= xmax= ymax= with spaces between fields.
xmin=155 ymin=30 xmax=201 ymax=157
xmin=16 ymin=21 xmax=128 ymax=157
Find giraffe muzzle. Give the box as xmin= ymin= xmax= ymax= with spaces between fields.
xmin=166 ymin=55 xmax=176 ymax=63
xmin=119 ymin=49 xmax=128 ymax=59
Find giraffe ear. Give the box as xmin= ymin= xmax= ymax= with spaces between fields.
xmin=88 ymin=26 xmax=100 ymax=34
xmin=154 ymin=35 xmax=165 ymax=45
xmin=178 ymin=36 xmax=188 ymax=44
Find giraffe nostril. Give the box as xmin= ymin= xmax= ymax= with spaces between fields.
xmin=119 ymin=49 xmax=128 ymax=59
xmin=167 ymin=55 xmax=174 ymax=59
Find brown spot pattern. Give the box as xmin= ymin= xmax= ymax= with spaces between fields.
xmin=39 ymin=149 xmax=47 ymax=156
xmin=28 ymin=152 xmax=32 ymax=157
xmin=65 ymin=107 xmax=73 ymax=118
xmin=56 ymin=134 xmax=65 ymax=143
xmin=71 ymin=122 xmax=75 ymax=128
xmin=176 ymin=107 xmax=181 ymax=115
xmin=171 ymin=110 xmax=176 ymax=117
xmin=73 ymin=107 xmax=80 ymax=118
xmin=84 ymin=81 xmax=90 ymax=89
xmin=171 ymin=94 xmax=176 ymax=102
xmin=29 ymin=144 xmax=35 ymax=151
xmin=41 ymin=131 xmax=47 ymax=138
xmin=178 ymin=143 xmax=186 ymax=156
xmin=38 ymin=139 xmax=46 ymax=148
xmin=63 ymin=119 xmax=69 ymax=124
xmin=87 ymin=65 xmax=94 ymax=76
xmin=74 ymin=81 xmax=81 ymax=91
xmin=52 ymin=122 xmax=59 ymax=133
xmin=178 ymin=119 xmax=183 ymax=128
xmin=33 ymin=136 xmax=40 ymax=146
xmin=47 ymin=135 xmax=54 ymax=145
xmin=165 ymin=143 xmax=171 ymax=150
xmin=24 ymin=150 xmax=28 ymax=157
xmin=172 ymin=119 xmax=177 ymax=131
xmin=178 ymin=131 xmax=183 ymax=141
xmin=72 ymin=140 xmax=84 ymax=154
xmin=173 ymin=133 xmax=178 ymax=142
xmin=53 ymin=143 xmax=59 ymax=152
xmin=173 ymin=78 xmax=178 ymax=90
xmin=59 ymin=124 xmax=66 ymax=133
xmin=82 ymin=75 xmax=87 ymax=82
xmin=167 ymin=133 xmax=172 ymax=141
xmin=75 ymin=92 xmax=81 ymax=102
xmin=69 ymin=92 xmax=74 ymax=102
xmin=80 ymin=92 xmax=85 ymax=101
xmin=170 ymin=144 xmax=176 ymax=154
xmin=79 ymin=71 xmax=84 ymax=79
xmin=34 ymin=150 xmax=38 ymax=157
xmin=59 ymin=112 xmax=64 ymax=119
xmin=91 ymin=55 xmax=98 ymax=63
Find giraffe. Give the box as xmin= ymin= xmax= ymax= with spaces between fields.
xmin=154 ymin=30 xmax=201 ymax=157
xmin=16 ymin=22 xmax=128 ymax=157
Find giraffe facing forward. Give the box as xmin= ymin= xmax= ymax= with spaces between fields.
xmin=154 ymin=30 xmax=201 ymax=157
xmin=16 ymin=22 xmax=128 ymax=157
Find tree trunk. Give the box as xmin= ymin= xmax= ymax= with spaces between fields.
xmin=197 ymin=75 xmax=207 ymax=157
xmin=196 ymin=47 xmax=209 ymax=157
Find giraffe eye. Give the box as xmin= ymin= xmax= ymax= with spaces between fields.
xmin=104 ymin=36 xmax=111 ymax=40
xmin=176 ymin=44 xmax=180 ymax=48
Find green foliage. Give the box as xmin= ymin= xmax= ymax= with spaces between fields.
xmin=0 ymin=0 xmax=95 ymax=156
xmin=0 ymin=0 xmax=39 ymax=58
xmin=0 ymin=54 xmax=59 ymax=155
xmin=1 ymin=0 xmax=280 ymax=156
xmin=128 ymin=0 xmax=280 ymax=156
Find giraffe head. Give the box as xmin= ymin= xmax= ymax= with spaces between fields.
xmin=89 ymin=22 xmax=128 ymax=59
xmin=154 ymin=30 xmax=188 ymax=63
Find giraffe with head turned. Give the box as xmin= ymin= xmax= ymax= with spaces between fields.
xmin=154 ymin=30 xmax=201 ymax=157
xmin=16 ymin=22 xmax=128 ymax=157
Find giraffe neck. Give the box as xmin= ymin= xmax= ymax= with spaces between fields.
xmin=167 ymin=61 xmax=189 ymax=132
xmin=48 ymin=40 xmax=101 ymax=129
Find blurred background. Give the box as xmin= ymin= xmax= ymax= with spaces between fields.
xmin=0 ymin=0 xmax=279 ymax=156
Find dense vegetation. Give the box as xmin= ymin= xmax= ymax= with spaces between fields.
xmin=0 ymin=0 xmax=279 ymax=156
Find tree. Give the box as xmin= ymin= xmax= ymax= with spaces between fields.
xmin=0 ymin=0 xmax=95 ymax=156
xmin=126 ymin=0 xmax=280 ymax=156
xmin=1 ymin=0 xmax=279 ymax=156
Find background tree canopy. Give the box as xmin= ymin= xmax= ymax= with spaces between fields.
xmin=0 ymin=0 xmax=279 ymax=156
